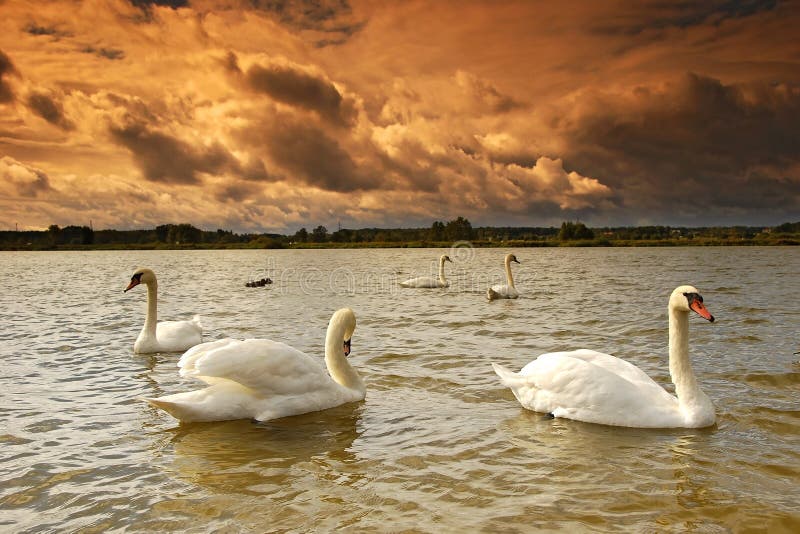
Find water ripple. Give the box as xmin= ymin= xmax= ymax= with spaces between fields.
xmin=0 ymin=247 xmax=799 ymax=532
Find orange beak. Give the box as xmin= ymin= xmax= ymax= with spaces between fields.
xmin=124 ymin=279 xmax=140 ymax=292
xmin=690 ymin=299 xmax=714 ymax=322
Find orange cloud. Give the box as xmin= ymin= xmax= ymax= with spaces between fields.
xmin=0 ymin=0 xmax=798 ymax=232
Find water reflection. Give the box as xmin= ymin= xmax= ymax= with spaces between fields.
xmin=157 ymin=403 xmax=363 ymax=495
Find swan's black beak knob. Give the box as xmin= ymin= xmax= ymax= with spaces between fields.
xmin=343 ymin=339 xmax=351 ymax=357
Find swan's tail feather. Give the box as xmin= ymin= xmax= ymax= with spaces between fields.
xmin=492 ymin=363 xmax=539 ymax=409
xmin=143 ymin=396 xmax=213 ymax=423
xmin=142 ymin=397 xmax=187 ymax=421
xmin=487 ymin=287 xmax=499 ymax=300
xmin=191 ymin=314 xmax=204 ymax=331
xmin=491 ymin=363 xmax=525 ymax=387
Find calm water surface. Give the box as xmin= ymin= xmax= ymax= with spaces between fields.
xmin=1 ymin=247 xmax=798 ymax=532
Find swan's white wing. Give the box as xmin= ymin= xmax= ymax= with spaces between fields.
xmin=487 ymin=284 xmax=519 ymax=299
xmin=521 ymin=349 xmax=658 ymax=389
xmin=495 ymin=352 xmax=681 ymax=427
xmin=178 ymin=338 xmax=334 ymax=397
xmin=155 ymin=315 xmax=203 ymax=351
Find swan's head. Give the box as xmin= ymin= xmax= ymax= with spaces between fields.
xmin=441 ymin=255 xmax=453 ymax=263
xmin=330 ymin=308 xmax=357 ymax=357
xmin=507 ymin=254 xmax=520 ymax=264
xmin=670 ymin=285 xmax=714 ymax=322
xmin=124 ymin=267 xmax=156 ymax=292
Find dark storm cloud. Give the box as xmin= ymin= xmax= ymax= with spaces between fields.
xmin=1 ymin=157 xmax=54 ymax=197
xmin=268 ymin=120 xmax=376 ymax=191
xmin=130 ymin=0 xmax=189 ymax=7
xmin=0 ymin=50 xmax=18 ymax=103
xmin=250 ymin=0 xmax=365 ymax=47
xmin=215 ymin=181 xmax=262 ymax=202
xmin=456 ymin=72 xmax=524 ymax=114
xmin=17 ymin=169 xmax=53 ymax=197
xmin=589 ymin=0 xmax=779 ymax=36
xmin=27 ymin=92 xmax=74 ymax=130
xmin=222 ymin=51 xmax=240 ymax=75
xmin=244 ymin=62 xmax=358 ymax=127
xmin=23 ymin=23 xmax=71 ymax=38
xmin=109 ymin=122 xmax=245 ymax=184
xmin=560 ymin=73 xmax=800 ymax=221
xmin=81 ymin=46 xmax=126 ymax=60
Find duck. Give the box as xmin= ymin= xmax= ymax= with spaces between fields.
xmin=143 ymin=308 xmax=365 ymax=423
xmin=399 ymin=255 xmax=453 ymax=288
xmin=487 ymin=253 xmax=520 ymax=300
xmin=492 ymin=286 xmax=717 ymax=428
xmin=124 ymin=267 xmax=203 ymax=354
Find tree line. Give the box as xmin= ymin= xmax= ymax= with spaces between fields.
xmin=0 ymin=219 xmax=798 ymax=250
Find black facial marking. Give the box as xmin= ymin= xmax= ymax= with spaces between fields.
xmin=132 ymin=272 xmax=143 ymax=283
xmin=683 ymin=292 xmax=702 ymax=304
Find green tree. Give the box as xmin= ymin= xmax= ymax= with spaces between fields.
xmin=311 ymin=225 xmax=328 ymax=242
xmin=559 ymin=221 xmax=594 ymax=241
xmin=294 ymin=227 xmax=309 ymax=243
xmin=445 ymin=216 xmax=473 ymax=241
xmin=430 ymin=220 xmax=445 ymax=241
xmin=47 ymin=224 xmax=61 ymax=245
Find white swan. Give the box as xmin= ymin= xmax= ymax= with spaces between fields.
xmin=487 ymin=253 xmax=520 ymax=300
xmin=124 ymin=267 xmax=203 ymax=354
xmin=143 ymin=308 xmax=365 ymax=423
xmin=399 ymin=255 xmax=453 ymax=288
xmin=492 ymin=286 xmax=716 ymax=428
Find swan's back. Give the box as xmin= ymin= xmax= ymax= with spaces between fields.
xmin=153 ymin=315 xmax=203 ymax=352
xmin=179 ymin=338 xmax=334 ymax=396
xmin=487 ymin=284 xmax=519 ymax=300
xmin=145 ymin=337 xmax=364 ymax=422
xmin=400 ymin=276 xmax=447 ymax=288
xmin=494 ymin=350 xmax=684 ymax=428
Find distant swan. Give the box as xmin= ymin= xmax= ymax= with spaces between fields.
xmin=487 ymin=253 xmax=520 ymax=300
xmin=400 ymin=255 xmax=453 ymax=288
xmin=125 ymin=267 xmax=203 ymax=354
xmin=143 ymin=308 xmax=365 ymax=423
xmin=492 ymin=286 xmax=717 ymax=428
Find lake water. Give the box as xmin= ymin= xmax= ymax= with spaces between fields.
xmin=1 ymin=246 xmax=798 ymax=532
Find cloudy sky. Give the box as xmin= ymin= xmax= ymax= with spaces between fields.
xmin=1 ymin=0 xmax=799 ymax=232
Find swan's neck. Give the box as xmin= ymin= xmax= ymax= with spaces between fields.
xmin=324 ymin=320 xmax=364 ymax=393
xmin=668 ymin=307 xmax=702 ymax=409
xmin=142 ymin=281 xmax=158 ymax=338
xmin=504 ymin=258 xmax=516 ymax=288
xmin=438 ymin=257 xmax=448 ymax=284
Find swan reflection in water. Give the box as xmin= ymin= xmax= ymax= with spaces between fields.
xmin=497 ymin=412 xmax=719 ymax=527
xmin=156 ymin=402 xmax=364 ymax=495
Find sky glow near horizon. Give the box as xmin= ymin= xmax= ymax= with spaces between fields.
xmin=0 ymin=0 xmax=799 ymax=233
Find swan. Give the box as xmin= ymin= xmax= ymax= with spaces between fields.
xmin=487 ymin=253 xmax=520 ymax=300
xmin=399 ymin=255 xmax=453 ymax=288
xmin=143 ymin=308 xmax=365 ymax=423
xmin=492 ymin=286 xmax=716 ymax=428
xmin=124 ymin=267 xmax=203 ymax=354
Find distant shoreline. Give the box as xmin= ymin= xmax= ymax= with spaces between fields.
xmin=1 ymin=237 xmax=798 ymax=251
xmin=2 ymin=219 xmax=798 ymax=250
